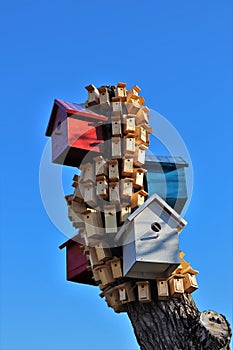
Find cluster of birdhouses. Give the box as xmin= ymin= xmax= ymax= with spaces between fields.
xmin=46 ymin=82 xmax=199 ymax=314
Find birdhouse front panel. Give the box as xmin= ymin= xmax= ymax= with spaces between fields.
xmin=111 ymin=117 xmax=122 ymax=136
xmin=120 ymin=178 xmax=133 ymax=199
xmin=122 ymin=155 xmax=134 ymax=177
xmin=111 ymin=137 xmax=122 ymax=159
xmin=119 ymin=204 xmax=131 ymax=223
xmin=169 ymin=275 xmax=184 ymax=297
xmin=104 ymin=205 xmax=117 ymax=233
xmin=137 ymin=281 xmax=151 ymax=303
xmin=96 ymin=176 xmax=108 ymax=199
xmin=108 ymin=160 xmax=119 ymax=182
xmin=115 ymin=82 xmax=127 ymax=99
xmin=109 ymin=182 xmax=120 ymax=204
xmin=123 ymin=115 xmax=136 ymax=134
xmin=157 ymin=279 xmax=169 ymax=300
xmin=134 ymin=145 xmax=147 ymax=167
xmin=98 ymin=87 xmax=110 ymax=108
xmin=123 ymin=136 xmax=135 ymax=154
xmin=133 ymin=168 xmax=147 ymax=188
xmin=183 ymin=273 xmax=198 ymax=293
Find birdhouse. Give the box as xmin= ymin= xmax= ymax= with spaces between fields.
xmin=134 ymin=144 xmax=148 ymax=167
xmin=131 ymin=190 xmax=148 ymax=209
xmin=136 ymin=106 xmax=150 ymax=125
xmin=123 ymin=115 xmax=136 ymax=134
xmin=79 ymin=162 xmax=95 ymax=183
xmin=111 ymin=116 xmax=122 ymax=136
xmin=95 ymin=242 xmax=112 ymax=262
xmin=71 ymin=201 xmax=86 ymax=216
xmin=109 ymin=182 xmax=120 ymax=204
xmin=114 ymin=193 xmax=187 ymax=279
xmin=85 ymin=84 xmax=100 ymax=106
xmin=157 ymin=279 xmax=169 ymax=300
xmin=104 ymin=205 xmax=117 ymax=234
xmin=45 ymin=99 xmax=107 ymax=167
xmin=125 ymin=95 xmax=141 ymax=114
xmin=123 ymin=135 xmax=135 ymax=155
xmin=73 ymin=184 xmax=84 ymax=203
xmin=117 ymin=282 xmax=135 ymax=303
xmin=144 ymin=154 xmax=188 ymax=214
xmin=119 ymin=204 xmax=131 ymax=224
xmin=94 ymin=264 xmax=115 ymax=286
xmin=127 ymin=85 xmax=141 ymax=98
xmin=112 ymin=97 xmax=122 ymax=116
xmin=108 ymin=257 xmax=123 ymax=279
xmin=102 ymin=286 xmax=124 ymax=313
xmin=108 ymin=160 xmax=119 ymax=182
xmin=96 ymin=175 xmax=108 ymax=199
xmin=83 ymin=181 xmax=97 ymax=207
xmin=114 ymin=82 xmax=127 ymax=100
xmin=83 ymin=209 xmax=104 ymax=239
xmin=183 ymin=273 xmax=198 ymax=293
xmin=133 ymin=168 xmax=147 ymax=188
xmin=94 ymin=155 xmax=108 ymax=177
xmin=98 ymin=86 xmax=110 ymax=108
xmin=111 ymin=137 xmax=122 ymax=159
xmin=92 ymin=268 xmax=101 ymax=283
xmin=120 ymin=178 xmax=133 ymax=199
xmin=59 ymin=237 xmax=96 ymax=286
xmin=122 ymin=154 xmax=134 ymax=177
xmin=87 ymin=246 xmax=103 ymax=268
xmin=135 ymin=125 xmax=148 ymax=144
xmin=136 ymin=281 xmax=151 ymax=303
xmin=168 ymin=274 xmax=184 ymax=297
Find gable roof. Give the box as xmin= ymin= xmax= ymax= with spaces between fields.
xmin=46 ymin=99 xmax=108 ymax=136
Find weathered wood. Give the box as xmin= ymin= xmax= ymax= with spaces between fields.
xmin=126 ymin=294 xmax=232 ymax=350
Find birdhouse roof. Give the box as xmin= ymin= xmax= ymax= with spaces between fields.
xmin=46 ymin=99 xmax=108 ymax=136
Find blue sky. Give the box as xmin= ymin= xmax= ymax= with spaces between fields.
xmin=0 ymin=1 xmax=232 ymax=349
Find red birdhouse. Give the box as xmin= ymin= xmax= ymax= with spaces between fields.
xmin=59 ymin=236 xmax=96 ymax=286
xmin=46 ymin=99 xmax=108 ymax=167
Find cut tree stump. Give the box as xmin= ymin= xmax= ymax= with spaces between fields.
xmin=126 ymin=293 xmax=231 ymax=350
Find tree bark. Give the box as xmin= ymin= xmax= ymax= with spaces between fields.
xmin=126 ymin=293 xmax=231 ymax=350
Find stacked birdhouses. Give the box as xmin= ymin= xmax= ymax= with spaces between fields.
xmin=46 ymin=82 xmax=199 ymax=313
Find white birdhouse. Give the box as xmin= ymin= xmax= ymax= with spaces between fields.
xmin=114 ymin=193 xmax=187 ymax=279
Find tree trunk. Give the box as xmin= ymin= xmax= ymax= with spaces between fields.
xmin=126 ymin=293 xmax=231 ymax=350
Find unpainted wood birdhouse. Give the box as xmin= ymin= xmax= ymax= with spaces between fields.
xmin=85 ymin=84 xmax=100 ymax=106
xmin=94 ymin=264 xmax=115 ymax=286
xmin=131 ymin=189 xmax=148 ymax=209
xmin=95 ymin=242 xmax=112 ymax=262
xmin=123 ymin=135 xmax=135 ymax=154
xmin=127 ymin=85 xmax=141 ymax=98
xmin=83 ymin=181 xmax=97 ymax=207
xmin=111 ymin=116 xmax=122 ymax=136
xmin=168 ymin=274 xmax=184 ymax=297
xmin=83 ymin=209 xmax=104 ymax=240
xmin=109 ymin=181 xmax=120 ymax=204
xmin=134 ymin=144 xmax=148 ymax=167
xmin=183 ymin=273 xmax=198 ymax=293
xmin=102 ymin=286 xmax=124 ymax=313
xmin=111 ymin=137 xmax=122 ymax=159
xmin=119 ymin=204 xmax=131 ymax=224
xmin=59 ymin=237 xmax=96 ymax=286
xmin=87 ymin=246 xmax=103 ymax=268
xmin=46 ymin=99 xmax=107 ymax=167
xmin=104 ymin=205 xmax=117 ymax=234
xmin=108 ymin=257 xmax=123 ymax=279
xmin=120 ymin=178 xmax=133 ymax=199
xmin=122 ymin=154 xmax=134 ymax=177
xmin=96 ymin=175 xmax=108 ymax=199
xmin=94 ymin=155 xmax=108 ymax=177
xmin=108 ymin=160 xmax=119 ymax=182
xmin=136 ymin=106 xmax=150 ymax=125
xmin=123 ymin=115 xmax=136 ymax=134
xmin=117 ymin=282 xmax=135 ymax=304
xmin=114 ymin=193 xmax=187 ymax=279
xmin=133 ymin=168 xmax=147 ymax=188
xmin=135 ymin=125 xmax=148 ymax=144
xmin=112 ymin=97 xmax=122 ymax=116
xmin=114 ymin=82 xmax=127 ymax=100
xmin=79 ymin=162 xmax=95 ymax=183
xmin=157 ymin=279 xmax=169 ymax=300
xmin=125 ymin=96 xmax=141 ymax=114
xmin=137 ymin=281 xmax=151 ymax=303
xmin=98 ymin=86 xmax=110 ymax=108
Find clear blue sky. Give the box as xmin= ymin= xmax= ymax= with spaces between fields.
xmin=0 ymin=1 xmax=232 ymax=349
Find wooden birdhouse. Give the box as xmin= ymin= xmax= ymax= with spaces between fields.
xmin=120 ymin=178 xmax=133 ymax=199
xmin=108 ymin=160 xmax=119 ymax=182
xmin=112 ymin=97 xmax=122 ymax=116
xmin=71 ymin=201 xmax=86 ymax=216
xmin=104 ymin=205 xmax=117 ymax=233
xmin=127 ymin=85 xmax=141 ymax=98
xmin=98 ymin=86 xmax=110 ymax=108
xmin=94 ymin=155 xmax=108 ymax=177
xmin=83 ymin=209 xmax=104 ymax=239
xmin=114 ymin=193 xmax=187 ymax=279
xmin=168 ymin=274 xmax=184 ymax=297
xmin=59 ymin=237 xmax=96 ymax=286
xmin=157 ymin=279 xmax=169 ymax=300
xmin=85 ymin=84 xmax=100 ymax=106
xmin=135 ymin=125 xmax=148 ymax=144
xmin=123 ymin=135 xmax=135 ymax=155
xmin=122 ymin=154 xmax=134 ymax=177
xmin=114 ymin=82 xmax=127 ymax=100
xmin=125 ymin=95 xmax=141 ymax=114
xmin=111 ymin=137 xmax=122 ymax=159
xmin=111 ymin=116 xmax=122 ymax=136
xmin=73 ymin=184 xmax=84 ymax=203
xmin=136 ymin=106 xmax=150 ymax=125
xmin=95 ymin=242 xmax=112 ymax=262
xmin=108 ymin=257 xmax=123 ymax=279
xmin=96 ymin=175 xmax=108 ymax=199
xmin=83 ymin=181 xmax=97 ymax=207
xmin=131 ymin=189 xmax=148 ymax=209
xmin=79 ymin=162 xmax=95 ymax=183
xmin=94 ymin=264 xmax=115 ymax=286
xmin=119 ymin=204 xmax=131 ymax=224
xmin=123 ymin=115 xmax=136 ymax=134
xmin=87 ymin=246 xmax=103 ymax=268
xmin=92 ymin=268 xmax=101 ymax=283
xmin=102 ymin=287 xmax=124 ymax=312
xmin=183 ymin=273 xmax=198 ymax=293
xmin=117 ymin=282 xmax=135 ymax=304
xmin=134 ymin=144 xmax=148 ymax=167
xmin=45 ymin=99 xmax=107 ymax=167
xmin=109 ymin=182 xmax=120 ymax=204
xmin=133 ymin=168 xmax=147 ymax=188
xmin=136 ymin=281 xmax=151 ymax=303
